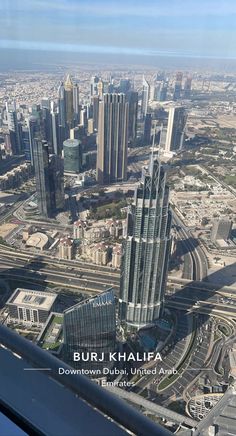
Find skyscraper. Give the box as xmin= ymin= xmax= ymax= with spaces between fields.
xmin=64 ymin=74 xmax=74 ymax=128
xmin=164 ymin=106 xmax=187 ymax=154
xmin=28 ymin=115 xmax=40 ymax=165
xmin=97 ymin=80 xmax=104 ymax=99
xmin=119 ymin=79 xmax=131 ymax=94
xmin=63 ymin=139 xmax=82 ymax=173
xmin=119 ymin=156 xmax=171 ymax=328
xmin=92 ymin=95 xmax=100 ymax=131
xmin=173 ymin=72 xmax=183 ymax=100
xmin=33 ymin=139 xmax=52 ymax=218
xmin=21 ymin=126 xmax=31 ymax=161
xmin=155 ymin=82 xmax=168 ymax=102
xmin=141 ymin=77 xmax=150 ymax=118
xmin=183 ymin=76 xmax=192 ymax=99
xmin=127 ymin=91 xmax=138 ymax=143
xmin=58 ymin=81 xmax=66 ymax=128
xmin=50 ymin=111 xmax=60 ymax=155
xmin=90 ymin=75 xmax=99 ymax=100
xmin=143 ymin=113 xmax=152 ymax=145
xmin=49 ymin=153 xmax=65 ymax=211
xmin=63 ymin=289 xmax=116 ymax=371
xmin=97 ymin=94 xmax=129 ymax=185
xmin=6 ymin=108 xmax=22 ymax=155
xmin=33 ymin=139 xmax=64 ymax=218
xmin=73 ymin=83 xmax=80 ymax=124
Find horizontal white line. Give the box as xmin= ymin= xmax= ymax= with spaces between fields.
xmin=23 ymin=368 xmax=52 ymax=371
xmin=188 ymin=368 xmax=211 ymax=371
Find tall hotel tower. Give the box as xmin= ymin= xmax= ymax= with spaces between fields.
xmin=165 ymin=106 xmax=187 ymax=153
xmin=96 ymin=94 xmax=129 ymax=185
xmin=119 ymin=156 xmax=171 ymax=328
xmin=63 ymin=289 xmax=116 ymax=371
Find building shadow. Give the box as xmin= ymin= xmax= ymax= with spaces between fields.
xmin=0 ymin=256 xmax=49 ymax=310
xmin=167 ymin=261 xmax=236 ymax=342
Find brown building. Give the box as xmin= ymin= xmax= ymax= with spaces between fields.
xmin=59 ymin=236 xmax=74 ymax=260
xmin=112 ymin=244 xmax=122 ymax=268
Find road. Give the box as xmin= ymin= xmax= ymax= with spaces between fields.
xmin=172 ymin=209 xmax=208 ymax=281
xmin=0 ymin=246 xmax=120 ymax=296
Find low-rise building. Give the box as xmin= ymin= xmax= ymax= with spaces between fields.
xmin=6 ymin=288 xmax=57 ymax=326
xmin=22 ymin=225 xmax=34 ymax=242
xmin=25 ymin=232 xmax=49 ymax=251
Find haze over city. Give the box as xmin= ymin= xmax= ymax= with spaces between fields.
xmin=1 ymin=0 xmax=236 ymax=71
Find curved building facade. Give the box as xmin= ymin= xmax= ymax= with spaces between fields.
xmin=119 ymin=156 xmax=171 ymax=328
xmin=63 ymin=289 xmax=116 ymax=372
xmin=63 ymin=139 xmax=81 ymax=173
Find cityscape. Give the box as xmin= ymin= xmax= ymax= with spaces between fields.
xmin=0 ymin=1 xmax=236 ymax=436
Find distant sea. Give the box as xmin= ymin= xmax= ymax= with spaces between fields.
xmin=1 ymin=48 xmax=236 ymax=73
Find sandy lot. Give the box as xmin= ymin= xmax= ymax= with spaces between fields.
xmin=0 ymin=223 xmax=18 ymax=238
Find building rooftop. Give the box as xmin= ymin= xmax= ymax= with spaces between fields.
xmin=74 ymin=219 xmax=87 ymax=228
xmin=63 ymin=139 xmax=80 ymax=147
xmin=26 ymin=232 xmax=48 ymax=249
xmin=60 ymin=236 xmax=73 ymax=246
xmin=7 ymin=288 xmax=57 ymax=311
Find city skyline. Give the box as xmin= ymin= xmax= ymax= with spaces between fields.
xmin=0 ymin=1 xmax=236 ymax=434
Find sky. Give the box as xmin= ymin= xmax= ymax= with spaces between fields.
xmin=0 ymin=0 xmax=236 ymax=63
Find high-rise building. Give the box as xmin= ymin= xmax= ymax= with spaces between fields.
xmin=90 ymin=75 xmax=99 ymax=100
xmin=72 ymin=83 xmax=80 ymax=123
xmin=119 ymin=79 xmax=131 ymax=94
xmin=33 ymin=139 xmax=52 ymax=217
xmin=6 ymin=109 xmax=22 ymax=155
xmin=63 ymin=289 xmax=116 ymax=371
xmin=33 ymin=139 xmax=64 ymax=218
xmin=119 ymin=156 xmax=172 ymax=328
xmin=173 ymin=72 xmax=183 ymax=100
xmin=58 ymin=75 xmax=75 ymax=133
xmin=50 ymin=111 xmax=60 ymax=155
xmin=64 ymin=75 xmax=74 ymax=128
xmin=42 ymin=107 xmax=52 ymax=146
xmin=21 ymin=126 xmax=31 ymax=161
xmin=41 ymin=98 xmax=51 ymax=110
xmin=49 ymin=153 xmax=64 ymax=211
xmin=155 ymin=82 xmax=168 ymax=102
xmin=92 ymin=95 xmax=100 ymax=131
xmin=183 ymin=76 xmax=192 ymax=99
xmin=127 ymin=91 xmax=138 ymax=143
xmin=97 ymin=94 xmax=129 ymax=185
xmin=97 ymin=80 xmax=104 ymax=99
xmin=28 ymin=115 xmax=40 ymax=165
xmin=143 ymin=113 xmax=152 ymax=145
xmin=63 ymin=139 xmax=82 ymax=173
xmin=164 ymin=106 xmax=187 ymax=154
xmin=141 ymin=77 xmax=150 ymax=118
xmin=59 ymin=236 xmax=74 ymax=260
xmin=58 ymin=81 xmax=66 ymax=128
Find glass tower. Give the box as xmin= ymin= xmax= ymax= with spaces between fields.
xmin=33 ymin=139 xmax=64 ymax=218
xmin=63 ymin=289 xmax=116 ymax=371
xmin=96 ymin=93 xmax=129 ymax=185
xmin=119 ymin=156 xmax=171 ymax=328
